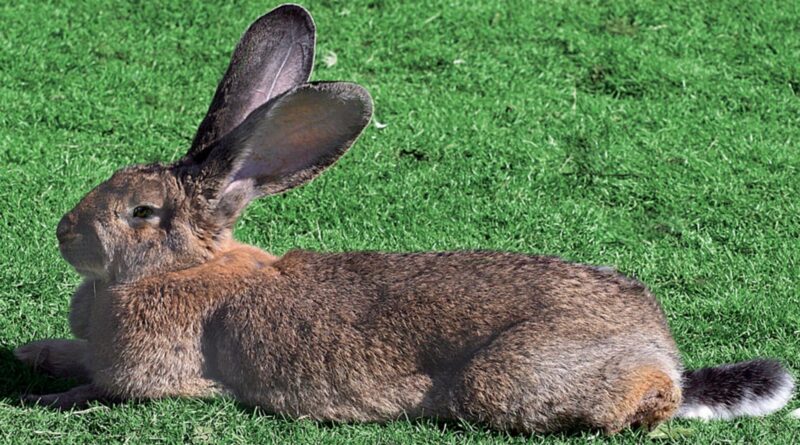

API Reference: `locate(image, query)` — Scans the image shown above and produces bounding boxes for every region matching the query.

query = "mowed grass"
[2,0,800,443]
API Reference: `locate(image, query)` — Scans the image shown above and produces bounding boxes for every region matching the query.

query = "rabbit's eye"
[132,206,154,219]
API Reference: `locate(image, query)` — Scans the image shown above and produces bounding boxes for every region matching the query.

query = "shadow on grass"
[233,404,610,441]
[0,345,637,440]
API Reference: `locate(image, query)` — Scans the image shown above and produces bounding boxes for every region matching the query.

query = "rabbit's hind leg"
[596,365,681,434]
[449,325,681,434]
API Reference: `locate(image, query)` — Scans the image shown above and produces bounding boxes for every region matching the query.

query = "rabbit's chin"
[60,245,108,280]
[66,260,108,280]
[72,265,108,280]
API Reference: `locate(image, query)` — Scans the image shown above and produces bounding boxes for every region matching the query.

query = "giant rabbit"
[16,4,793,434]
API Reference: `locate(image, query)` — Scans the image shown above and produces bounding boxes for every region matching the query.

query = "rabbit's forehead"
[102,170,171,206]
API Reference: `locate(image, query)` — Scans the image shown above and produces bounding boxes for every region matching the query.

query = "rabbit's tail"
[676,359,794,420]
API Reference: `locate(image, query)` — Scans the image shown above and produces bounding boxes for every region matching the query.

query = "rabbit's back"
[207,250,680,422]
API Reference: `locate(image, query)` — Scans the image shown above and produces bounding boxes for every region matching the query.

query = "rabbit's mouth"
[66,261,107,279]
[59,237,107,279]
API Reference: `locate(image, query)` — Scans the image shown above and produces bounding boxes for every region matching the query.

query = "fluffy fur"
[677,360,794,420]
[15,3,793,435]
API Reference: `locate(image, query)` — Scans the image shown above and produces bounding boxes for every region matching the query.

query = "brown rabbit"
[15,4,793,434]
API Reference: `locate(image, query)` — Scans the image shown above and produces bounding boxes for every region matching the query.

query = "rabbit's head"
[56,5,372,283]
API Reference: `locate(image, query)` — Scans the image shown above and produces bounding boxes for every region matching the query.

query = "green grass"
[2,0,800,443]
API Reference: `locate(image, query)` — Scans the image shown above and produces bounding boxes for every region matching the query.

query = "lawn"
[1,0,799,443]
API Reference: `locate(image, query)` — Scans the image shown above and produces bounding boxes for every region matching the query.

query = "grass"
[1,0,799,443]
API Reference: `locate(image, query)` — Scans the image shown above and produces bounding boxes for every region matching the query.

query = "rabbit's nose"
[57,213,77,244]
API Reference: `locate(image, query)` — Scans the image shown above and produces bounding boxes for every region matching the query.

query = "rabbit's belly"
[297,375,437,421]
[204,317,438,420]
[225,366,439,421]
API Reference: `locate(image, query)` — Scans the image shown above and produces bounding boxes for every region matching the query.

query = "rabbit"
[14,4,794,434]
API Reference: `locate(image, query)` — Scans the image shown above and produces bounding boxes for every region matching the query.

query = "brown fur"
[20,245,686,432]
[13,3,745,435]
[602,367,681,433]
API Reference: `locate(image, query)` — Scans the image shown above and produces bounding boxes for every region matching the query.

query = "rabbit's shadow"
[0,346,78,402]
[0,345,620,440]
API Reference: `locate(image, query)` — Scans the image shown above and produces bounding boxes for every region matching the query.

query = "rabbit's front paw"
[22,384,102,410]
[15,339,91,381]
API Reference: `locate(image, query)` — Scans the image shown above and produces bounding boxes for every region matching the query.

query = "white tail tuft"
[677,359,794,421]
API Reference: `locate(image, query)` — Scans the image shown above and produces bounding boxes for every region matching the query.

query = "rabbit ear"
[188,4,315,156]
[189,82,372,225]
